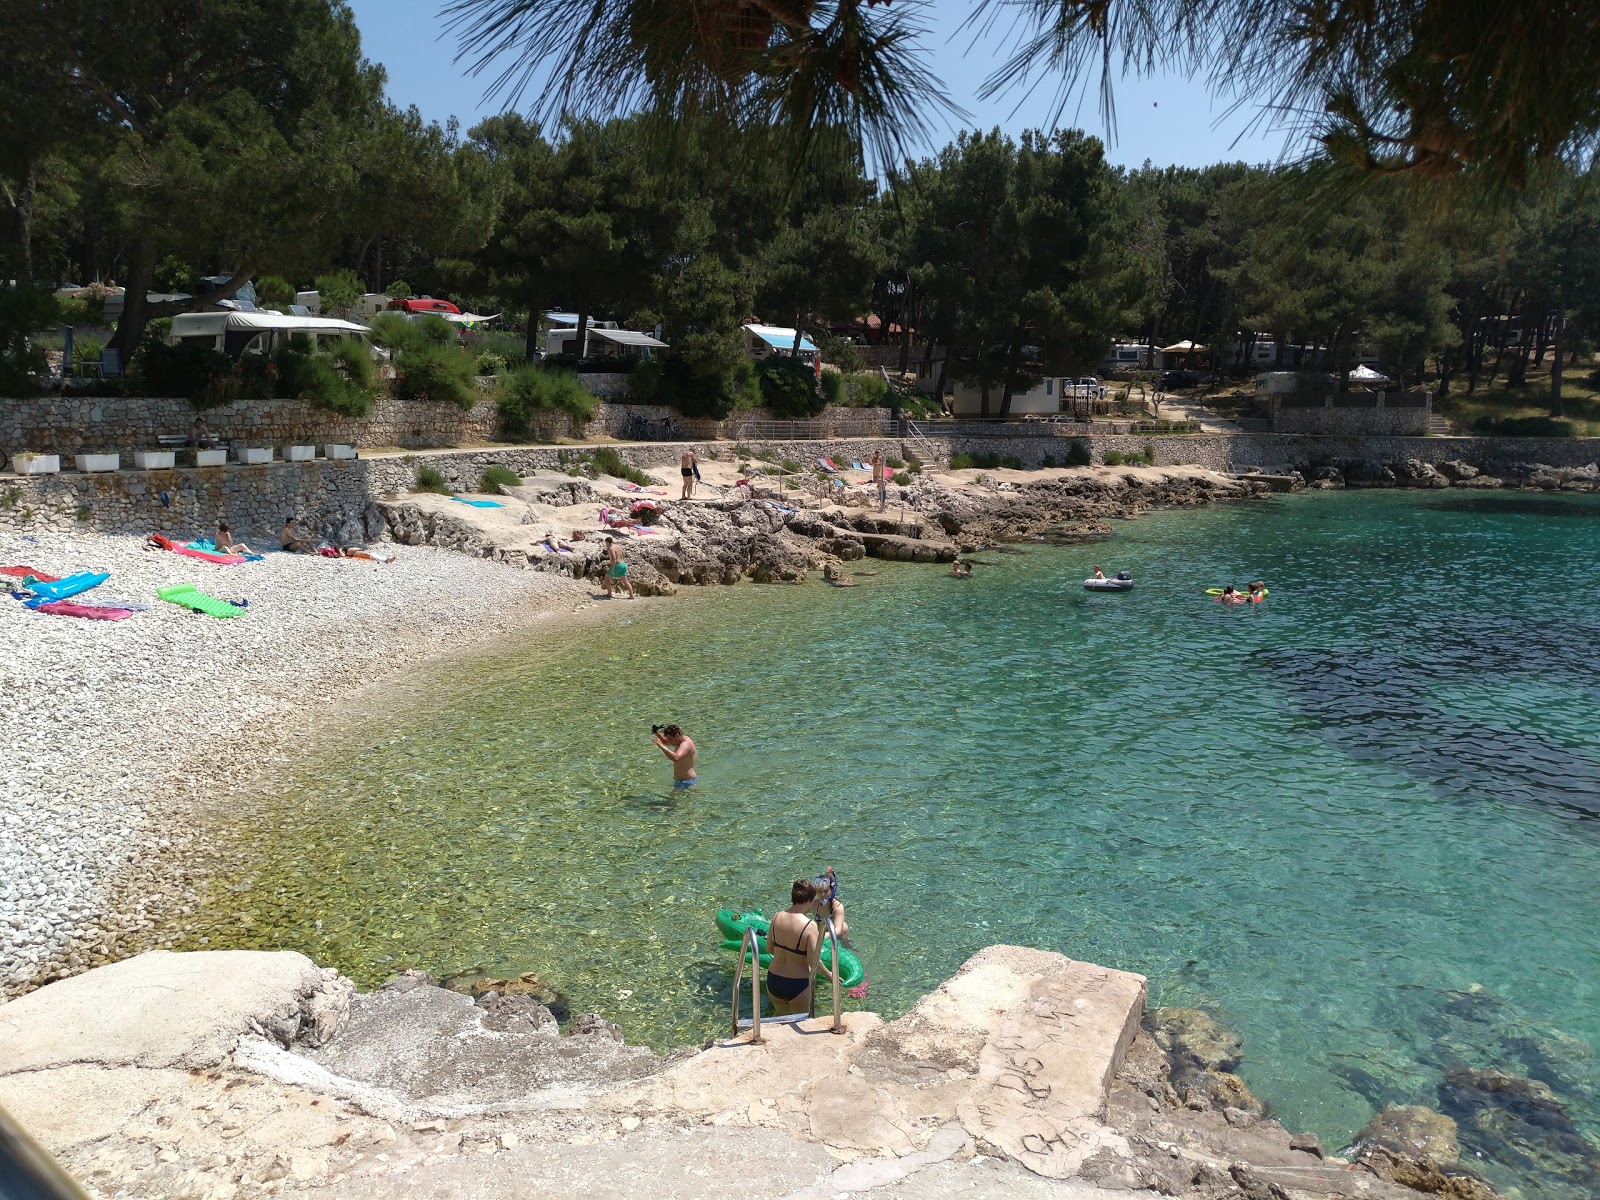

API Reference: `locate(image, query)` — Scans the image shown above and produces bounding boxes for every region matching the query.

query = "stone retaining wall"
[2,386,893,455]
[6,433,1597,544]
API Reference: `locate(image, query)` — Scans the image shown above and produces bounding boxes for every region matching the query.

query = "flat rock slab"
[0,949,323,1073]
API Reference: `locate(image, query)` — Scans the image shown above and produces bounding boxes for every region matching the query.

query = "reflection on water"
[178,490,1600,1199]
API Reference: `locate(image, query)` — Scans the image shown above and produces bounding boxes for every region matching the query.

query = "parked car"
[1158,369,1203,389]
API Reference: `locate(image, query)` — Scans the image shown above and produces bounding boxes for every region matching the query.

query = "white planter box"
[74,453,120,473]
[12,454,61,475]
[195,449,227,467]
[325,444,357,460]
[236,447,273,465]
[132,450,175,470]
[284,445,316,462]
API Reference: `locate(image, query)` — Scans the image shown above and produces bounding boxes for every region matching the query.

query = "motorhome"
[1098,343,1161,374]
[168,311,371,359]
[546,326,667,358]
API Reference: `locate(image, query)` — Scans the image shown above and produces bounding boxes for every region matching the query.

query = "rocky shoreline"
[0,944,1520,1200]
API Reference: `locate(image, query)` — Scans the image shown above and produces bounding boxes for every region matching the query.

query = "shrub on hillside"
[414,464,451,494]
[588,447,651,486]
[846,373,889,408]
[135,338,232,404]
[633,354,760,420]
[757,357,825,418]
[1472,415,1574,437]
[496,364,596,438]
[480,465,522,494]
[1065,440,1092,466]
[396,344,477,410]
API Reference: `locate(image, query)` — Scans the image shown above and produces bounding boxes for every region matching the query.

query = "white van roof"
[172,312,366,335]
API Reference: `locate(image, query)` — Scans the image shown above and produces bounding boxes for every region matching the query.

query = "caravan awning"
[223,312,368,335]
[745,323,819,354]
[591,328,667,348]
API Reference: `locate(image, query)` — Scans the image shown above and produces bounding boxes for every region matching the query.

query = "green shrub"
[845,373,890,408]
[892,471,911,485]
[949,453,974,470]
[780,458,803,473]
[1041,455,1058,468]
[397,344,477,410]
[134,338,232,402]
[589,447,651,486]
[886,456,905,469]
[1472,415,1574,437]
[1002,455,1022,470]
[816,333,866,373]
[416,313,457,345]
[819,369,845,406]
[480,465,522,494]
[476,351,507,377]
[633,355,758,420]
[315,268,363,317]
[368,312,425,354]
[414,464,451,494]
[950,452,1017,470]
[756,357,825,418]
[255,275,295,309]
[306,338,376,416]
[1065,440,1092,466]
[496,364,597,437]
[1104,451,1124,466]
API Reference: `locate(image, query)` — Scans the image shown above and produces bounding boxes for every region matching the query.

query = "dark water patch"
[1432,496,1600,519]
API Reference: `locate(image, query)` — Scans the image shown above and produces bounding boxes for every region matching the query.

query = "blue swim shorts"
[673,777,698,790]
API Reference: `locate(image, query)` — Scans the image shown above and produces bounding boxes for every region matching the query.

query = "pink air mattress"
[172,546,247,564]
[37,601,135,620]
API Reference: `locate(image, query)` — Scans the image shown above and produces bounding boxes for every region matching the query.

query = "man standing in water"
[680,448,698,500]
[653,724,697,788]
[603,536,635,599]
[871,450,887,512]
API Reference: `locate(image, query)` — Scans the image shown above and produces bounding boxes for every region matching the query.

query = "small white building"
[743,324,820,364]
[949,376,1106,417]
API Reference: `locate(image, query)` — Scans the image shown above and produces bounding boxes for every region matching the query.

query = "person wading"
[765,878,837,1015]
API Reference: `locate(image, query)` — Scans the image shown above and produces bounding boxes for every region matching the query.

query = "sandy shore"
[0,527,595,996]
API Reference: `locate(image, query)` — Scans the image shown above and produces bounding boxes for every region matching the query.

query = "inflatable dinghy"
[715,908,864,988]
[1084,571,1134,592]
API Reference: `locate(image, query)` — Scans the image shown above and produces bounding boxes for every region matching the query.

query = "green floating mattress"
[157,583,245,618]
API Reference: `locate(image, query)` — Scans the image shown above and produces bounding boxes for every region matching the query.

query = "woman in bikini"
[765,878,837,1016]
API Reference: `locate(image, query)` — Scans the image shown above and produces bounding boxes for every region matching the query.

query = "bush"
[757,357,825,418]
[414,464,451,494]
[476,351,508,377]
[396,344,477,410]
[588,446,651,486]
[948,452,1019,471]
[496,364,597,438]
[780,459,803,473]
[635,354,760,420]
[255,275,295,310]
[1471,415,1574,437]
[310,337,377,416]
[816,333,866,373]
[480,465,522,494]
[845,372,890,408]
[886,456,905,469]
[368,312,425,354]
[892,471,911,485]
[315,268,363,317]
[1104,450,1124,466]
[819,369,845,406]
[1065,440,1092,466]
[135,338,234,403]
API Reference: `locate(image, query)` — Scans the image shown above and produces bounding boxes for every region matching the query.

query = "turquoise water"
[189,490,1600,1193]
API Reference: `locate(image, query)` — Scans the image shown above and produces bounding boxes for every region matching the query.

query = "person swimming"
[1215,584,1248,605]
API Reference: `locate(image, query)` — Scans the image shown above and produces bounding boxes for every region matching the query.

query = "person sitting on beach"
[215,522,252,555]
[190,417,217,449]
[279,516,314,554]
[653,723,697,789]
[604,536,635,599]
[765,878,837,1016]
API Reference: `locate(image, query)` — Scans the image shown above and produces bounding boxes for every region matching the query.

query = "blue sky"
[347,0,1289,169]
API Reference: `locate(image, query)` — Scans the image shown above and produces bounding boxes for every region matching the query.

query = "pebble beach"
[0,529,588,996]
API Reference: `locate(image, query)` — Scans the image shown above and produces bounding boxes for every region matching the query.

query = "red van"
[386,297,461,315]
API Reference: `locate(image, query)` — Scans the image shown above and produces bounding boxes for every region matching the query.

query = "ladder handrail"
[819,917,844,1034]
[729,926,764,1043]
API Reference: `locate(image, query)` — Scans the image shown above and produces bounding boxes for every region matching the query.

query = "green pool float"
[714,908,864,989]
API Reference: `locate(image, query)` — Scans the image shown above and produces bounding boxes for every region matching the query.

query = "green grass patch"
[948,452,1022,470]
[1432,364,1600,437]
[414,465,451,494]
[1065,441,1092,466]
[479,465,522,494]
[588,447,651,486]
[780,459,803,473]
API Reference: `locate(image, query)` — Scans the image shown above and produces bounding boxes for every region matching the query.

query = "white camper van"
[168,311,372,359]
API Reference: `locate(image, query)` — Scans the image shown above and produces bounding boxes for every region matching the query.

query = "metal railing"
[0,1103,90,1200]
[729,919,846,1040]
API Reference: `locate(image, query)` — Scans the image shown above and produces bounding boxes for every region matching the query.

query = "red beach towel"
[37,601,135,621]
[1,565,61,581]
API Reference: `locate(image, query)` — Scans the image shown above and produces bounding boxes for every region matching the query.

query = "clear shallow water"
[184,490,1600,1192]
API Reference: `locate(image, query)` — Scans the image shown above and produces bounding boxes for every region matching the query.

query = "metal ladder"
[729,920,846,1042]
